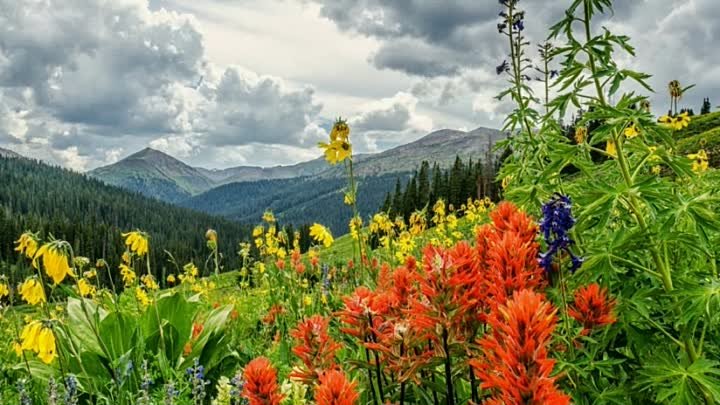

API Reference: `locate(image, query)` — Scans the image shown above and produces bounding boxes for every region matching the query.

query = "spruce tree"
[701,98,712,115]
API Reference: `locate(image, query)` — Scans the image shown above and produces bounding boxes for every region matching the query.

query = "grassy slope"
[676,111,720,167]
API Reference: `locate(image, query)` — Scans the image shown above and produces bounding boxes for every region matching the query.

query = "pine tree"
[701,98,712,115]
[417,161,431,209]
[391,178,403,215]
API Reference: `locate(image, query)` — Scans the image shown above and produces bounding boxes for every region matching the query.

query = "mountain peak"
[128,147,173,160]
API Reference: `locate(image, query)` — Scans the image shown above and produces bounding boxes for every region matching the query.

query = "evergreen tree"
[417,161,431,209]
[701,98,712,115]
[391,178,403,215]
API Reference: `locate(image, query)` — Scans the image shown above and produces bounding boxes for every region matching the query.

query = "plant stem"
[442,327,455,405]
[583,0,606,106]
[507,3,534,138]
[364,346,379,405]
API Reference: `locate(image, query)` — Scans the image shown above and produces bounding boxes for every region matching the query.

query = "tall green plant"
[499,0,720,404]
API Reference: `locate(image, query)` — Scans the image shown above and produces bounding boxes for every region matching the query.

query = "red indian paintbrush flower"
[471,289,570,405]
[569,283,617,334]
[243,357,283,405]
[490,201,538,245]
[315,370,359,405]
[483,230,544,306]
[290,315,342,384]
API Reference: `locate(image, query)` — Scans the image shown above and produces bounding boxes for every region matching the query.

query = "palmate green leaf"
[674,280,720,326]
[639,353,720,405]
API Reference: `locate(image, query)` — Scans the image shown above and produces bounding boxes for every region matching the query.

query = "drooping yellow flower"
[119,263,136,287]
[252,226,264,238]
[167,274,177,284]
[310,223,334,248]
[34,244,73,285]
[77,278,96,298]
[396,231,415,254]
[19,278,46,305]
[19,320,57,364]
[343,192,355,205]
[121,251,131,264]
[180,263,199,284]
[446,214,458,230]
[0,282,9,299]
[122,231,149,257]
[83,269,97,279]
[205,229,217,243]
[14,232,39,259]
[624,124,639,139]
[606,140,617,158]
[409,211,426,236]
[135,287,151,309]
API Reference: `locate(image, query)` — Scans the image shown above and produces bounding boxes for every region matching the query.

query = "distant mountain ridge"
[89,126,505,203]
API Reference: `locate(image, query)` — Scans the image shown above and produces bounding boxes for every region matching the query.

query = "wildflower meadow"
[2,1,720,404]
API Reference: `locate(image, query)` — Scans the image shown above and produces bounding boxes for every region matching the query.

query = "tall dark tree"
[417,161,431,209]
[701,98,712,115]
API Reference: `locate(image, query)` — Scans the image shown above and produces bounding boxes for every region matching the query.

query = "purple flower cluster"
[539,194,583,274]
[186,358,209,405]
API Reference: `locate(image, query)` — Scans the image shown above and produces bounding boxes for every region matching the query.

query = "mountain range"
[86,126,505,232]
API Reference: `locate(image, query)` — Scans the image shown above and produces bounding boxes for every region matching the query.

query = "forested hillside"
[182,172,409,234]
[0,157,253,284]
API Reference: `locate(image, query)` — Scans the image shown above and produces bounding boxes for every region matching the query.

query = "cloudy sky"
[0,0,717,170]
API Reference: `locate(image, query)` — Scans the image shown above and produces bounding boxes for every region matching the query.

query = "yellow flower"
[19,321,57,364]
[119,264,136,287]
[0,282,9,299]
[624,124,639,139]
[205,229,217,243]
[688,149,709,173]
[409,211,426,236]
[501,175,512,190]
[606,140,617,158]
[14,232,39,259]
[303,295,313,306]
[135,287,152,308]
[34,243,73,285]
[77,278,96,298]
[310,223,334,248]
[277,248,287,260]
[344,192,355,205]
[262,210,276,223]
[167,274,176,284]
[19,278,45,305]
[319,139,352,165]
[141,274,159,291]
[329,118,350,142]
[252,226,264,238]
[83,269,97,279]
[659,113,691,130]
[122,231,149,257]
[574,126,587,143]
[397,231,415,254]
[256,262,266,274]
[122,251,132,264]
[651,165,662,175]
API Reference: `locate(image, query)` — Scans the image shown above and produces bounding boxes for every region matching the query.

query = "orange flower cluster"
[569,283,617,335]
[471,290,570,405]
[289,315,343,384]
[335,202,563,403]
[243,357,283,405]
[315,370,360,405]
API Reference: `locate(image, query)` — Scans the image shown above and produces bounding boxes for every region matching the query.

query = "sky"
[0,0,718,171]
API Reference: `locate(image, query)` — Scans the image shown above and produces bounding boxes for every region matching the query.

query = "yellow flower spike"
[309,223,334,248]
[167,274,176,284]
[19,278,46,305]
[606,140,617,158]
[122,231,149,257]
[624,124,640,139]
[77,278,96,298]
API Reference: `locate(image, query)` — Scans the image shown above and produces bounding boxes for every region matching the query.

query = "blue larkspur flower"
[539,194,583,274]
